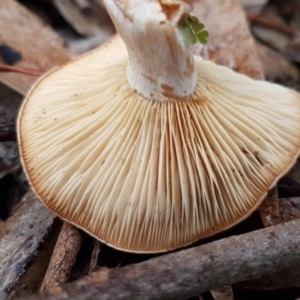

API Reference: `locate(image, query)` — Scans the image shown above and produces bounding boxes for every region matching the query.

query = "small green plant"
[178,13,209,46]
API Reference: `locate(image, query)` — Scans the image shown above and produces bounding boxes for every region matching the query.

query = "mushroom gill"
[18,36,300,253]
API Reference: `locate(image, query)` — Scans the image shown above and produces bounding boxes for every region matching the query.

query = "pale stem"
[103,0,198,102]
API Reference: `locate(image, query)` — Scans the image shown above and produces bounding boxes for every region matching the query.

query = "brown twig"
[88,241,101,274]
[0,118,16,142]
[245,11,296,37]
[0,64,44,76]
[20,218,300,300]
[40,223,83,292]
[258,187,282,227]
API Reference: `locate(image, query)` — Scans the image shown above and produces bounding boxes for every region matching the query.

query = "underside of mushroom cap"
[18,36,300,253]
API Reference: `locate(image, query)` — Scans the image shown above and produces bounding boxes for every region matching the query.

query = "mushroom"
[18,0,300,253]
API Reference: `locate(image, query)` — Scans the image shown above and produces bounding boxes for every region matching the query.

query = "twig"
[245,12,296,37]
[0,118,16,142]
[88,241,101,274]
[258,188,282,227]
[0,64,44,76]
[40,223,82,292]
[20,218,300,300]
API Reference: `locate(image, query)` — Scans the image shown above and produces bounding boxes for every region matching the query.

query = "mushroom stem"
[103,0,198,102]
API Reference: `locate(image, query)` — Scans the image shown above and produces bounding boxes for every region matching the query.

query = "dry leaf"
[0,0,71,95]
[193,0,263,79]
[251,5,291,52]
[255,40,300,84]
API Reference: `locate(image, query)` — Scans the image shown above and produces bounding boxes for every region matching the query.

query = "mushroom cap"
[18,35,300,253]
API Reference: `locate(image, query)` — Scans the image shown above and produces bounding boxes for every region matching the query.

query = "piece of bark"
[235,265,300,292]
[9,219,63,299]
[193,0,263,79]
[0,190,55,299]
[40,223,82,292]
[0,0,71,95]
[19,218,300,300]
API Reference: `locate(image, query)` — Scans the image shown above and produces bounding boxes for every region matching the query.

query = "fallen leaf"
[0,0,71,95]
[251,5,291,52]
[254,40,300,86]
[193,0,263,79]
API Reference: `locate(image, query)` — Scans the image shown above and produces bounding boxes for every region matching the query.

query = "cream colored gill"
[19,36,300,253]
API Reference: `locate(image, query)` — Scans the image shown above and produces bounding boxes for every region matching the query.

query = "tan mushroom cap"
[18,35,300,253]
